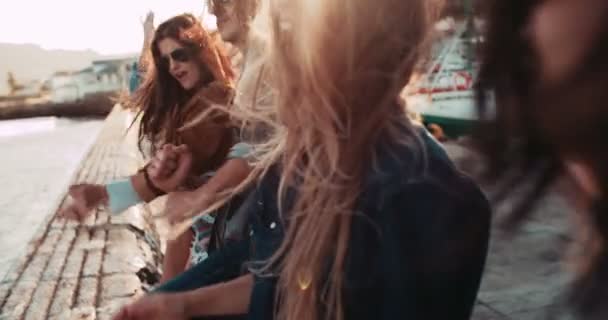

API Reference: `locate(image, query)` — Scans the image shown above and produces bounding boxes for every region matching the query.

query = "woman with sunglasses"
[60,13,241,283]
[104,0,271,301]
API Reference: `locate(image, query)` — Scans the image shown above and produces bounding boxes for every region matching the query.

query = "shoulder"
[388,177,490,231]
[362,128,491,263]
[383,136,490,234]
[198,81,235,105]
[365,126,488,213]
[381,171,491,273]
[178,82,236,131]
[183,81,235,116]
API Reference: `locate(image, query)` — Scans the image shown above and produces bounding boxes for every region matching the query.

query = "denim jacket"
[246,131,491,320]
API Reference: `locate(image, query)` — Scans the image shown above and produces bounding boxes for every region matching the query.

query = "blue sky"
[0,0,216,55]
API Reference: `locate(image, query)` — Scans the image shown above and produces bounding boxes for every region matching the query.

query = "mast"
[462,0,475,71]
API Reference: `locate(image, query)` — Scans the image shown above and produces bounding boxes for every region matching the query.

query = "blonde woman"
[113,0,491,319]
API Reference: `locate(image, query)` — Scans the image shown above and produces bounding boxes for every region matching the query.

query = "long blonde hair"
[261,1,431,319]
[179,0,431,319]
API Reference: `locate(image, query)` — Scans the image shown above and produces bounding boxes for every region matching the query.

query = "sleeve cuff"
[227,142,254,160]
[105,179,143,214]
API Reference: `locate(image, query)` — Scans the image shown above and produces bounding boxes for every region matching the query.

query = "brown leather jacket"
[171,81,235,176]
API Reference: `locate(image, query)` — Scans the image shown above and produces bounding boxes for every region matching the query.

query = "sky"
[0,0,216,55]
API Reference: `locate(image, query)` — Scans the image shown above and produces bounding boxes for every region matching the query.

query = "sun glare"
[0,0,216,55]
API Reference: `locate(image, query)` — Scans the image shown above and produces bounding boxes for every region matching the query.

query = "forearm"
[183,274,253,317]
[160,230,194,284]
[138,32,154,71]
[192,158,251,206]
[131,172,161,203]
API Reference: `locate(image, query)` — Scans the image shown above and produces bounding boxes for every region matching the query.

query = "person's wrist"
[97,184,110,205]
[130,173,159,203]
[164,293,185,318]
[140,165,165,195]
[193,190,213,211]
[181,290,205,318]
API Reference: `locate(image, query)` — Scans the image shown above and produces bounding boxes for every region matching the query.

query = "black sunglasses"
[160,48,191,67]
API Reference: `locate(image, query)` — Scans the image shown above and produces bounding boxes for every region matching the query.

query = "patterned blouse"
[189,142,253,265]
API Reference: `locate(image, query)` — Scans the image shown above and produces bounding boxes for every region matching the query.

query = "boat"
[405,22,484,138]
[405,0,490,139]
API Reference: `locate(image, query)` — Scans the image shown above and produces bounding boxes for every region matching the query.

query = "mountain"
[0,43,103,95]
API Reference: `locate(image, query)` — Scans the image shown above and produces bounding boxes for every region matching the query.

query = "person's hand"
[147,144,181,179]
[164,190,212,226]
[141,11,155,42]
[147,144,193,192]
[59,184,108,221]
[112,293,187,320]
[141,11,155,32]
